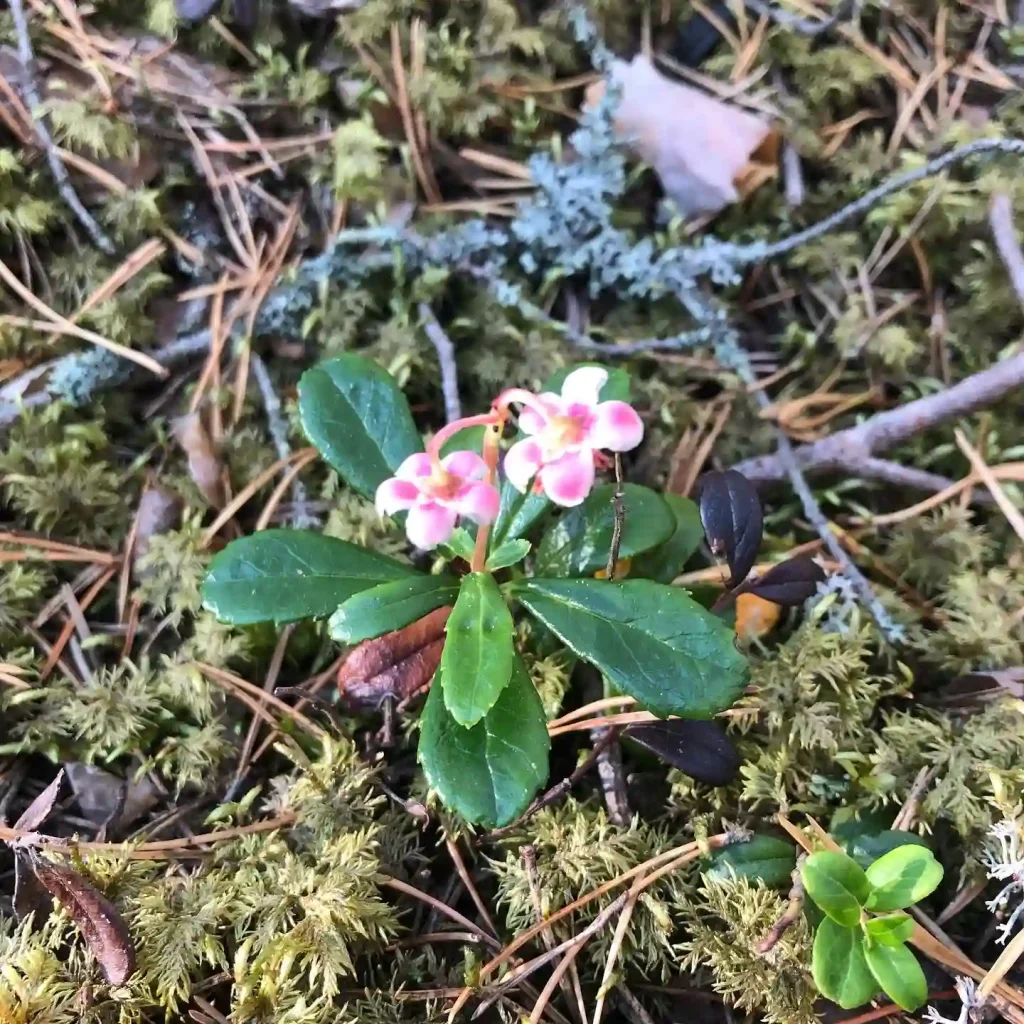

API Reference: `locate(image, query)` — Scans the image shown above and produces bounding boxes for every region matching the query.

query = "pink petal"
[588,401,644,452]
[540,450,595,507]
[452,481,500,524]
[560,366,608,408]
[405,501,458,550]
[518,393,561,436]
[395,453,432,481]
[375,477,420,516]
[503,438,544,492]
[442,449,487,481]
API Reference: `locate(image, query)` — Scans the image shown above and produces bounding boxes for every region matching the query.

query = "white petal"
[560,366,608,407]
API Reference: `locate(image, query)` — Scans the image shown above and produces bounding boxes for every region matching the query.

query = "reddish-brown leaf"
[172,412,224,508]
[337,606,451,711]
[14,769,64,832]
[33,862,136,985]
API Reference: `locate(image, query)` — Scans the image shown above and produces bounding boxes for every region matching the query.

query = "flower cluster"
[374,367,644,550]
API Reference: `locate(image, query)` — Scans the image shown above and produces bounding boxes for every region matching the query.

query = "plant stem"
[470,421,503,572]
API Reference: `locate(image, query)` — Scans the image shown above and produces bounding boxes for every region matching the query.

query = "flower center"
[424,466,461,501]
[546,414,586,447]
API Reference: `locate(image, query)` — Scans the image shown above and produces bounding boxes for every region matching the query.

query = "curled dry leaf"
[743,556,826,606]
[172,412,224,508]
[14,769,65,832]
[33,861,136,985]
[65,762,161,832]
[13,850,52,923]
[584,55,779,217]
[132,486,181,579]
[624,719,740,786]
[337,605,452,712]
[698,469,764,587]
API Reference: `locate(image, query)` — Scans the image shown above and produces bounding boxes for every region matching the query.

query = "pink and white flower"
[375,451,500,550]
[501,367,644,507]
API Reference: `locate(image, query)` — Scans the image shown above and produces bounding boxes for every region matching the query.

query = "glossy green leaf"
[329,575,459,643]
[511,578,748,718]
[298,354,422,498]
[845,830,929,870]
[440,528,476,562]
[202,530,416,625]
[813,918,878,1010]
[419,656,550,827]
[801,851,871,928]
[631,494,704,583]
[863,938,928,1011]
[865,846,943,912]
[440,424,486,459]
[534,484,676,577]
[704,835,796,887]
[486,539,531,571]
[440,572,515,727]
[863,913,914,947]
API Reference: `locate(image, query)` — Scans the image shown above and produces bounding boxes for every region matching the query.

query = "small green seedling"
[801,844,944,1012]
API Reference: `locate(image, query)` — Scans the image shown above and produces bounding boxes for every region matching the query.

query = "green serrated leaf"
[486,539,531,571]
[802,851,871,928]
[441,572,516,727]
[419,656,549,827]
[441,528,476,562]
[534,484,676,577]
[511,578,748,718]
[813,918,878,1009]
[631,494,704,583]
[298,354,422,498]
[863,938,928,1011]
[201,530,416,625]
[863,913,914,947]
[704,835,796,887]
[329,575,459,643]
[865,846,944,912]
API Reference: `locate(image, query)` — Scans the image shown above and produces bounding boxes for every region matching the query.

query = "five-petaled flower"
[501,366,644,507]
[375,451,500,550]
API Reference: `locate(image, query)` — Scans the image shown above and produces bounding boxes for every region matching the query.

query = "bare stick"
[743,0,855,36]
[991,192,1024,306]
[250,353,314,528]
[756,860,806,954]
[420,302,462,423]
[9,0,115,255]
[733,347,1024,486]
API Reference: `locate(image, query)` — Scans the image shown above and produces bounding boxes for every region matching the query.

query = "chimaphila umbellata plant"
[201,354,750,827]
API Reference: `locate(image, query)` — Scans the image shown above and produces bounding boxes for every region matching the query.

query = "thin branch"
[419,302,462,423]
[991,192,1024,306]
[250,352,314,528]
[756,860,806,954]
[743,0,855,36]
[9,0,115,255]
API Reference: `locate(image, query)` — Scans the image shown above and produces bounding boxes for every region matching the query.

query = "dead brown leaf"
[172,412,224,508]
[584,55,778,217]
[13,770,65,832]
[33,861,136,985]
[337,606,451,712]
[132,486,181,578]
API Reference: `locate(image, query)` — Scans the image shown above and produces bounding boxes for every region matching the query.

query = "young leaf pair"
[802,845,944,1011]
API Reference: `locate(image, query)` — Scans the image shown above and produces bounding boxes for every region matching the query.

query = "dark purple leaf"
[13,851,53,923]
[698,470,763,587]
[176,0,221,22]
[743,556,826,606]
[14,769,64,832]
[34,861,136,985]
[624,719,740,786]
[233,0,259,30]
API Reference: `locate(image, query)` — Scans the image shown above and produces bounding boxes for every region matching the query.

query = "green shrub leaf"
[812,918,877,1009]
[440,572,515,727]
[865,846,943,912]
[632,494,704,583]
[863,912,914,947]
[801,851,871,927]
[298,354,422,498]
[202,530,416,625]
[511,578,748,718]
[534,484,676,577]
[329,575,459,643]
[419,656,549,827]
[863,939,928,1011]
[704,835,796,887]
[486,539,531,571]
